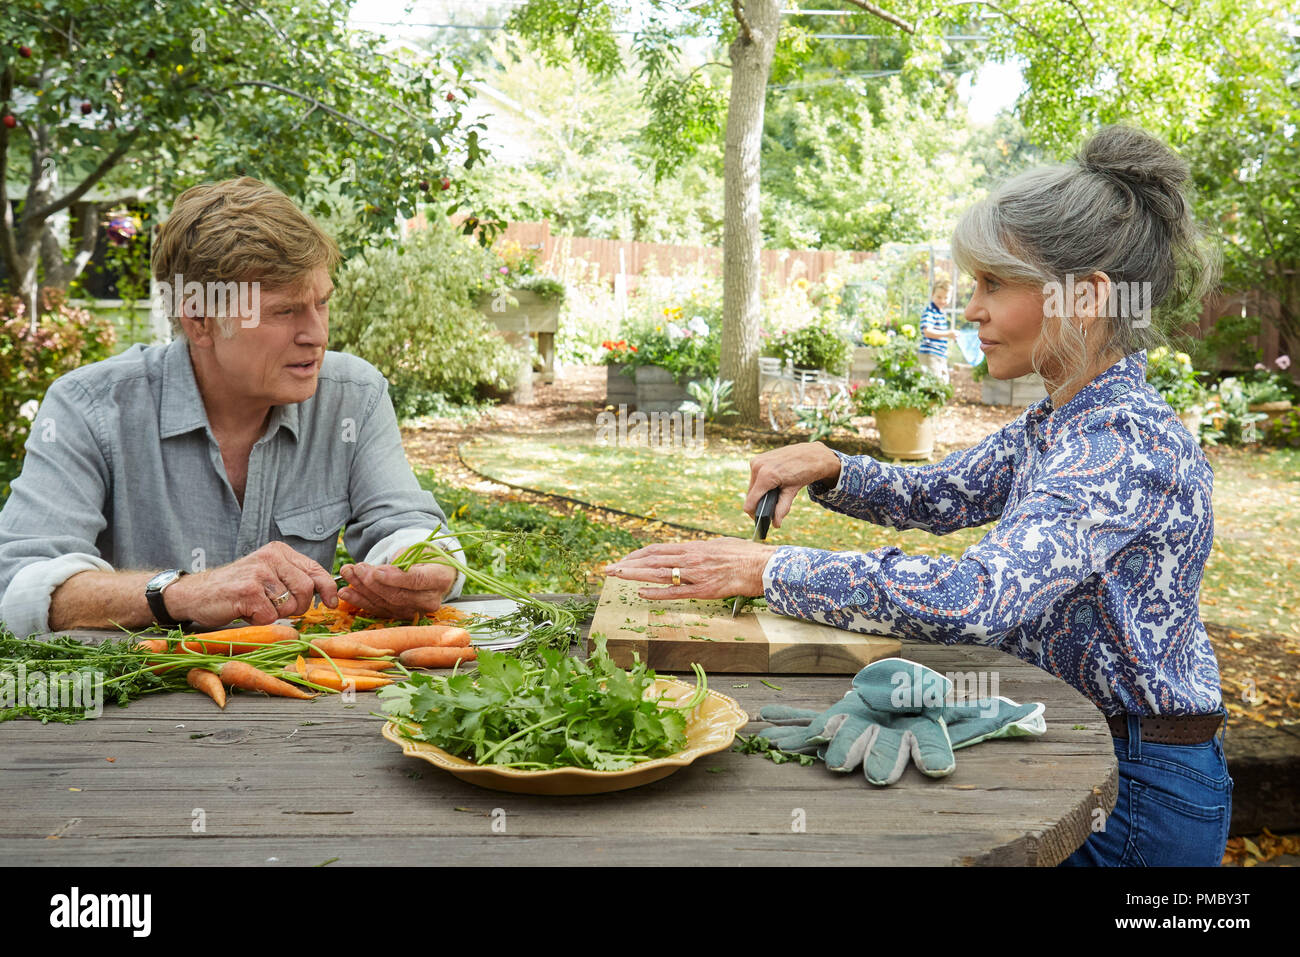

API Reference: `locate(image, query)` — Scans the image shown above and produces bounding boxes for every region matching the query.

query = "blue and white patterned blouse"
[762,350,1223,717]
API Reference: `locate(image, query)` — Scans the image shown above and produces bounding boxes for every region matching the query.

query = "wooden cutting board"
[588,576,901,674]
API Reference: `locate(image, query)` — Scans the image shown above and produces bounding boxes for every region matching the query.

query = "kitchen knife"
[732,486,781,618]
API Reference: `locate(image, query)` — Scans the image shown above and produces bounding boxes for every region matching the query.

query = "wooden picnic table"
[0,597,1117,867]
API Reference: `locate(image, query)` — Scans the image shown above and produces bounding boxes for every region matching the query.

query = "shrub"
[0,289,117,495]
[613,311,721,383]
[1145,346,1211,414]
[328,217,522,415]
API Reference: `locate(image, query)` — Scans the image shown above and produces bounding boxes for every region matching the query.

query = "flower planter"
[980,371,1048,407]
[850,346,876,382]
[477,288,561,383]
[1248,400,1293,435]
[874,407,936,459]
[634,365,700,414]
[605,363,637,408]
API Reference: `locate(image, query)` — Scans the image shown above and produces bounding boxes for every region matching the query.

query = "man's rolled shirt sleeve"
[0,378,115,637]
[343,381,466,600]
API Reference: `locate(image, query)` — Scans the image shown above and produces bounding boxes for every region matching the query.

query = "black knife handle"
[755,487,781,540]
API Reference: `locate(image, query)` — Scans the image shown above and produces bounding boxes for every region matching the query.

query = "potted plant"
[852,330,953,459]
[475,240,567,383]
[762,317,851,377]
[1145,346,1212,442]
[600,339,639,407]
[609,314,721,413]
[1244,356,1294,435]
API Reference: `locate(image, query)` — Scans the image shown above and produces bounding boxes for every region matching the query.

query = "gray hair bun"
[1077,125,1191,230]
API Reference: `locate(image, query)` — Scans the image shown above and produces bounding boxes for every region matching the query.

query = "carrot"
[179,624,301,655]
[293,656,389,680]
[355,625,472,653]
[306,637,396,658]
[399,646,478,669]
[186,668,226,709]
[303,656,398,672]
[135,638,170,653]
[302,669,393,693]
[219,661,317,699]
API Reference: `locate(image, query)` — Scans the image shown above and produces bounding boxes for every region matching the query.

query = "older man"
[0,177,463,637]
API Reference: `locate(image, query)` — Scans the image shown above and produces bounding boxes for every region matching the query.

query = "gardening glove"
[940,696,1047,749]
[756,658,958,785]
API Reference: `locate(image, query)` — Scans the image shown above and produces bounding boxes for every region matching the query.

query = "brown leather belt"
[1106,712,1223,745]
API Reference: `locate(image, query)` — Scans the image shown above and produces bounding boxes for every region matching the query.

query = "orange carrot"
[186,668,226,709]
[293,656,389,680]
[219,661,317,699]
[179,624,301,655]
[303,656,397,672]
[302,669,393,692]
[306,637,396,658]
[357,625,472,653]
[135,638,170,653]
[399,646,478,669]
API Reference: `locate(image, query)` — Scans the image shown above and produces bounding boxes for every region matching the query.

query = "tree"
[0,0,489,319]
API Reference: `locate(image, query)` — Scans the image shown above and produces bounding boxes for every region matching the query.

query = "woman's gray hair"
[951,124,1221,401]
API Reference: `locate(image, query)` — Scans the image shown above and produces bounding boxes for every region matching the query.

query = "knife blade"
[732,486,781,617]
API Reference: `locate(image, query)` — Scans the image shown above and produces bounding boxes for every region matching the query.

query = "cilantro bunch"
[378,637,707,771]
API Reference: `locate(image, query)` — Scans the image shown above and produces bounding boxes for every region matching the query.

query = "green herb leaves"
[379,636,706,771]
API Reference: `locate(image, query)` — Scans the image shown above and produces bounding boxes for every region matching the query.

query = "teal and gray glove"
[758,659,958,785]
[756,658,1046,786]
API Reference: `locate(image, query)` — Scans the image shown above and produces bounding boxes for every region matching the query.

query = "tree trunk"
[720,0,780,427]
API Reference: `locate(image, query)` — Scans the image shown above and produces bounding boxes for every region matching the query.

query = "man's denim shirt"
[0,338,464,637]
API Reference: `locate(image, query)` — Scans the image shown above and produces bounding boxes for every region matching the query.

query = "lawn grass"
[459,432,1300,639]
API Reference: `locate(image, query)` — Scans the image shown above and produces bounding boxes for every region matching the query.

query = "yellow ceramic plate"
[381,678,750,795]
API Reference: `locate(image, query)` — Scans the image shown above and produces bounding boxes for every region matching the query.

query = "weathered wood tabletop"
[0,603,1118,867]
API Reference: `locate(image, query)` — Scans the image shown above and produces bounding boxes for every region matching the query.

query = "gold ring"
[671,567,681,586]
[271,589,292,607]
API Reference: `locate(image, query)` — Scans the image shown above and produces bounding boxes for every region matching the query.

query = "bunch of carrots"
[141,612,477,711]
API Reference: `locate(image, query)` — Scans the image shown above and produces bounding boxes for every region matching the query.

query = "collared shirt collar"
[1026,350,1148,440]
[158,336,300,442]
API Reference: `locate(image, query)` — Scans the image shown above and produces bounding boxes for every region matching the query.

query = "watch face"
[147,569,183,593]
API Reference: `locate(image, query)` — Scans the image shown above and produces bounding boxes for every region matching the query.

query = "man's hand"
[336,561,458,619]
[165,541,338,628]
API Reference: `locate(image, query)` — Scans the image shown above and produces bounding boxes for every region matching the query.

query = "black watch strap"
[146,569,189,630]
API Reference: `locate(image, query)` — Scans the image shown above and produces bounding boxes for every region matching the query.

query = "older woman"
[606,125,1230,867]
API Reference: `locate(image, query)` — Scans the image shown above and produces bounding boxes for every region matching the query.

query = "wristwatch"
[145,569,190,630]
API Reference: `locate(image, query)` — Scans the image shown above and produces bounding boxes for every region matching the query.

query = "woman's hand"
[336,561,458,619]
[604,538,778,601]
[744,441,842,528]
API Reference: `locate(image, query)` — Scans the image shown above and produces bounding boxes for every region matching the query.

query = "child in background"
[919,279,958,383]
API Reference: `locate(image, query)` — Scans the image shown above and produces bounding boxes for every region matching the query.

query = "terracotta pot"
[874,407,936,459]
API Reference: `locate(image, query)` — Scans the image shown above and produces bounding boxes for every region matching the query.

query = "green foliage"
[327,218,521,414]
[378,636,706,770]
[414,475,643,594]
[0,0,496,303]
[1207,377,1269,446]
[1145,346,1211,414]
[852,330,952,417]
[615,311,721,383]
[1194,314,1264,371]
[795,389,856,443]
[682,377,738,422]
[761,318,851,375]
[0,290,116,494]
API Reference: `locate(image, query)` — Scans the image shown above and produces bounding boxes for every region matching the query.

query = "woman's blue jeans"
[1060,709,1233,867]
